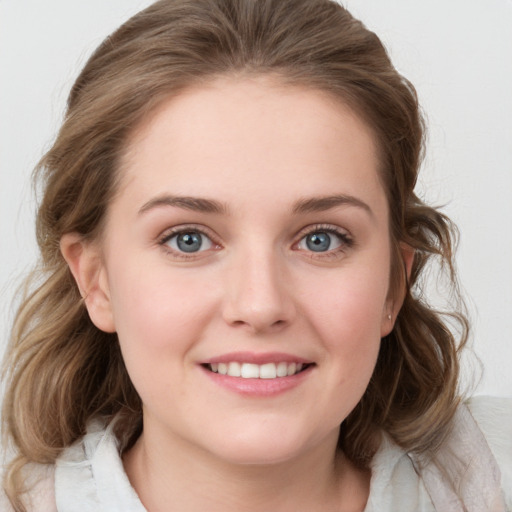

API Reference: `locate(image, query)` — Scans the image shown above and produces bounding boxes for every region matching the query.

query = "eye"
[297,229,349,253]
[164,230,214,253]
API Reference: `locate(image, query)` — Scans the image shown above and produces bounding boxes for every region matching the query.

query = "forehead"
[115,76,386,217]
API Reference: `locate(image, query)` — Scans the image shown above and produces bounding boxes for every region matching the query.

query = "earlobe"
[60,233,116,333]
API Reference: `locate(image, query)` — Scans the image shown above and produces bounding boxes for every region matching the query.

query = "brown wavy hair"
[2,0,468,509]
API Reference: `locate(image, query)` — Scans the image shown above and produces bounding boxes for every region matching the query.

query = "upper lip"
[200,351,313,365]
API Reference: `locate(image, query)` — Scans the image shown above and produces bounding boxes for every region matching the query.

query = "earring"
[387,314,392,321]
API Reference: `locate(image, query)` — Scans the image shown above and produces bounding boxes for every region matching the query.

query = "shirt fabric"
[2,396,511,511]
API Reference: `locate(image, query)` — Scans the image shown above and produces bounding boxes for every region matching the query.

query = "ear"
[60,233,116,333]
[381,243,415,337]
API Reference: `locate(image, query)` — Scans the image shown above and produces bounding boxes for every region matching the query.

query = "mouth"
[203,361,313,379]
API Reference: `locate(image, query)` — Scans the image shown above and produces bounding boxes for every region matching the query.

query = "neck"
[123,422,370,512]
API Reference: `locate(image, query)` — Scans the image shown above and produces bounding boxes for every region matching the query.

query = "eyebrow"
[292,194,374,218]
[138,193,373,218]
[138,195,228,215]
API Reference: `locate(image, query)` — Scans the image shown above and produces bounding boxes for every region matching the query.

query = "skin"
[62,76,409,511]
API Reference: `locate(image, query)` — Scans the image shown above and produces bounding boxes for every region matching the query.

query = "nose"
[222,248,295,334]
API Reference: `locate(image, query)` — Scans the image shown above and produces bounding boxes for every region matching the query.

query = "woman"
[2,0,510,510]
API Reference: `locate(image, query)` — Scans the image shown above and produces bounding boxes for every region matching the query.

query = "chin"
[214,443,305,466]
[204,422,337,466]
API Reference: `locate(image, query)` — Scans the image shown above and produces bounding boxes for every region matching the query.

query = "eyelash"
[295,224,354,259]
[158,224,221,260]
[157,223,354,260]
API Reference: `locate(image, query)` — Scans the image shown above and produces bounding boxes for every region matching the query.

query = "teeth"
[276,362,288,377]
[287,362,296,376]
[208,362,307,379]
[227,362,241,377]
[241,363,260,378]
[259,363,277,379]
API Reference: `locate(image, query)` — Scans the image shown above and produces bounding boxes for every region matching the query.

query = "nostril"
[222,275,296,332]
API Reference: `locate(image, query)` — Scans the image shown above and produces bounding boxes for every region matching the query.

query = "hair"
[2,0,469,509]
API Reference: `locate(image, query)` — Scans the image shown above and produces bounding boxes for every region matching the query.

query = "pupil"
[306,232,331,252]
[177,232,202,252]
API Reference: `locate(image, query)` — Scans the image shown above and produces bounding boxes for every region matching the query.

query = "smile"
[207,362,308,379]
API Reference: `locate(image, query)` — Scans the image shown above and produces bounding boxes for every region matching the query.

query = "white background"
[1,0,511,397]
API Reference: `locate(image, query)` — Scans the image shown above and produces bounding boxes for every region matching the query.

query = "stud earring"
[387,314,392,321]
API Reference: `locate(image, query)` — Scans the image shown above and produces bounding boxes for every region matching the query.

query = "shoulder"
[0,418,118,512]
[365,434,435,511]
[55,417,145,511]
[366,396,512,511]
[1,462,57,512]
[466,395,512,506]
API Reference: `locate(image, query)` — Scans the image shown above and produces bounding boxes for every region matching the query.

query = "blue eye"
[298,230,345,253]
[165,231,213,253]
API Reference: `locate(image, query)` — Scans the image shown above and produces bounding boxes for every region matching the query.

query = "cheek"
[106,265,217,404]
[309,271,388,338]
[303,268,388,379]
[107,262,216,353]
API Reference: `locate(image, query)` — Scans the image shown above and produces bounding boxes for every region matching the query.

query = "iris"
[177,232,203,252]
[306,232,331,252]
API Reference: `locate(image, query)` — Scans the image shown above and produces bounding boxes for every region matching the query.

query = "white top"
[2,396,511,511]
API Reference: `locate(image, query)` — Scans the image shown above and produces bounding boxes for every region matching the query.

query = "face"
[76,76,399,465]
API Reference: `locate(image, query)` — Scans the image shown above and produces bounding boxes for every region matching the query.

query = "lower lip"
[200,365,313,397]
